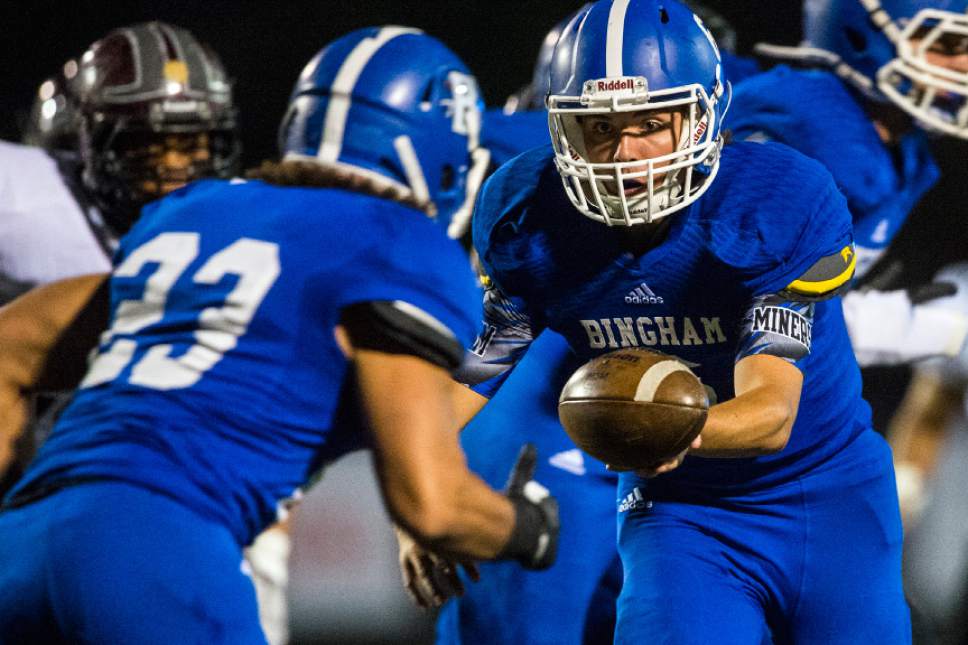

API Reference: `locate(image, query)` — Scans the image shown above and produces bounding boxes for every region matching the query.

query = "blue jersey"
[472,142,871,490]
[729,66,940,278]
[482,108,551,169]
[9,179,482,545]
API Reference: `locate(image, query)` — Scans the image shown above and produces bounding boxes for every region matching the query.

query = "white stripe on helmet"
[606,0,632,77]
[317,26,421,162]
[393,135,431,208]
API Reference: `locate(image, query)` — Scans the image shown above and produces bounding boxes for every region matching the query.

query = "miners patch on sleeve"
[783,245,855,300]
[737,295,815,363]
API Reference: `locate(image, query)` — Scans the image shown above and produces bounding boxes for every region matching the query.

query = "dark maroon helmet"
[73,21,241,233]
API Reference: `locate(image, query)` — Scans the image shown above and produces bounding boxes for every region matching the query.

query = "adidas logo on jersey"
[549,449,586,476]
[625,282,663,305]
[618,487,651,513]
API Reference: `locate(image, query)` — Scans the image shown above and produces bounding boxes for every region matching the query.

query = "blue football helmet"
[804,0,968,137]
[280,26,489,238]
[548,0,729,226]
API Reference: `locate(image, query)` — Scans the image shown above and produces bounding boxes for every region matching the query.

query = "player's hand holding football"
[395,524,480,609]
[632,434,702,478]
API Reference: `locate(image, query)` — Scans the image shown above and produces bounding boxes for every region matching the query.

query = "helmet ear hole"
[844,26,867,53]
[660,7,670,24]
[440,164,456,190]
[378,155,398,176]
[420,80,435,109]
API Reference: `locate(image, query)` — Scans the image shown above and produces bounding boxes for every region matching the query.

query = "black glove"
[908,281,957,305]
[856,259,957,305]
[496,443,559,570]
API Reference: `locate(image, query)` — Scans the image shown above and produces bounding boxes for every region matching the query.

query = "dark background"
[2,0,966,421]
[3,0,802,163]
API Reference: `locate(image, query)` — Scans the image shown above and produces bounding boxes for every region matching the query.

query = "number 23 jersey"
[10,179,482,545]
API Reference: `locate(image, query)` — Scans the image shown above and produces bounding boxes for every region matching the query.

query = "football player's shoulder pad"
[705,142,849,256]
[472,146,555,252]
[700,142,852,296]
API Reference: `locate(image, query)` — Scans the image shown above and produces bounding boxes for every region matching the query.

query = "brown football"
[558,348,709,471]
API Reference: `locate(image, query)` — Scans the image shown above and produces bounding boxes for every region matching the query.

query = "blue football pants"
[0,480,266,644]
[615,429,910,644]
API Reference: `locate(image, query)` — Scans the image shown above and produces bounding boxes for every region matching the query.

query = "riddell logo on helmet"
[692,118,708,144]
[582,76,648,100]
[597,78,635,92]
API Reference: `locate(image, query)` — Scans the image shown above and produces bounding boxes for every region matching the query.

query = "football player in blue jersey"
[410,8,616,645]
[3,23,298,645]
[403,4,764,645]
[402,0,909,642]
[729,0,968,366]
[0,27,559,644]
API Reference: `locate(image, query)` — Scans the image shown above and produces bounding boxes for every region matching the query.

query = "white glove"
[394,524,479,609]
[843,288,968,367]
[244,524,292,645]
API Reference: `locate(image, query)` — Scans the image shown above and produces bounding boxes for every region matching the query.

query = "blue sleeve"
[332,212,483,351]
[742,152,855,298]
[455,278,537,399]
[736,294,815,367]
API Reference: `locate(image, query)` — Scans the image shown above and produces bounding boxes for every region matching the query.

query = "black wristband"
[497,496,545,567]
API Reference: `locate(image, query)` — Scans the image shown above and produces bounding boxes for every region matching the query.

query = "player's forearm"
[691,384,795,457]
[374,422,515,558]
[0,274,109,392]
[387,469,516,560]
[0,386,29,477]
[453,380,488,431]
[356,350,515,559]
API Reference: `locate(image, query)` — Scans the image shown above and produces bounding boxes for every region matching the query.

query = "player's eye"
[916,30,968,56]
[589,120,613,136]
[940,34,968,56]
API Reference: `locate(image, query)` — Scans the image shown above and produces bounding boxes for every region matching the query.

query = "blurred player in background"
[0,26,559,644]
[0,22,240,304]
[402,4,762,644]
[728,8,968,640]
[729,0,968,366]
[404,0,908,642]
[0,22,240,469]
[888,262,968,644]
[0,20,311,644]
